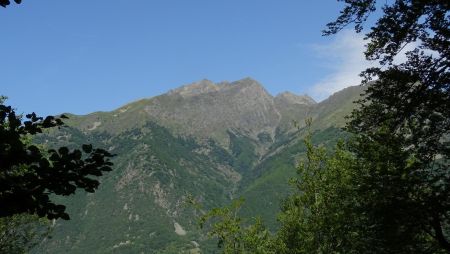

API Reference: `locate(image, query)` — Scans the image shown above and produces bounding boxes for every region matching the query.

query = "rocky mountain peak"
[230,77,263,89]
[76,78,361,148]
[143,77,280,144]
[167,77,272,101]
[227,78,272,98]
[167,79,220,97]
[275,91,316,105]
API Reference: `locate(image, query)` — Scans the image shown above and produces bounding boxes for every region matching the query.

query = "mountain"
[34,78,364,253]
[275,91,316,105]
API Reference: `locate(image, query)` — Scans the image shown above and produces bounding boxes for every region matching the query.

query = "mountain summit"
[167,79,220,97]
[275,91,316,105]
[167,77,270,98]
[144,78,281,144]
[68,78,362,147]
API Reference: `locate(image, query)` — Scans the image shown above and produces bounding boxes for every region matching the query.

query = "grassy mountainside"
[35,123,239,253]
[34,79,364,253]
[239,127,347,230]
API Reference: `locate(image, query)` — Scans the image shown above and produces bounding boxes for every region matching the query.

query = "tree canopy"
[0,0,21,8]
[0,213,50,254]
[0,97,114,220]
[325,0,450,252]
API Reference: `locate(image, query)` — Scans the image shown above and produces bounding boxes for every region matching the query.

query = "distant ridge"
[275,91,316,105]
[64,77,364,143]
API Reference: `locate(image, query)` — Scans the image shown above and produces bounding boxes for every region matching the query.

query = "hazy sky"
[1,1,377,116]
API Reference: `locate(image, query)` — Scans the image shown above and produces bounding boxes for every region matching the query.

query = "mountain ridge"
[34,78,365,253]
[65,78,362,145]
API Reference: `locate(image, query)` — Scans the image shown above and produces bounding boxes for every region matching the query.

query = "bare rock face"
[144,78,282,144]
[66,77,363,150]
[275,92,316,106]
[167,79,220,98]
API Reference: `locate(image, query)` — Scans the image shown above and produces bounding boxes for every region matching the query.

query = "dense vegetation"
[200,0,450,253]
[328,0,449,251]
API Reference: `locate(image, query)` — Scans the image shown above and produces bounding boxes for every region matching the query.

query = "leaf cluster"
[0,100,114,220]
[198,198,276,254]
[275,129,365,254]
[0,0,20,8]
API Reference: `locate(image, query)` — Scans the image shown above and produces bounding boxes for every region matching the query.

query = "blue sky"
[1,1,375,116]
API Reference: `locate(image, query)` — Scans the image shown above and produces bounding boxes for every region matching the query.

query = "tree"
[275,124,367,254]
[325,0,449,252]
[192,197,275,254]
[0,97,114,220]
[0,0,21,8]
[0,213,50,254]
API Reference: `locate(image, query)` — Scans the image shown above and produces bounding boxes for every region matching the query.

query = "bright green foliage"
[199,198,276,254]
[276,127,362,253]
[239,127,347,231]
[0,214,50,254]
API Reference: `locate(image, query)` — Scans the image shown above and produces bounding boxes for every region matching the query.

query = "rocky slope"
[34,78,364,253]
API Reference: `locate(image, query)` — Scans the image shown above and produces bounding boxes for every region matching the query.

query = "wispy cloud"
[307,29,429,101]
[308,29,374,101]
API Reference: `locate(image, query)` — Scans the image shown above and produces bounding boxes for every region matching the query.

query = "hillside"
[34,78,364,253]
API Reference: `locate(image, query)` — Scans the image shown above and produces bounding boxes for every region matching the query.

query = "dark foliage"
[326,0,449,252]
[0,0,21,8]
[0,101,114,220]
